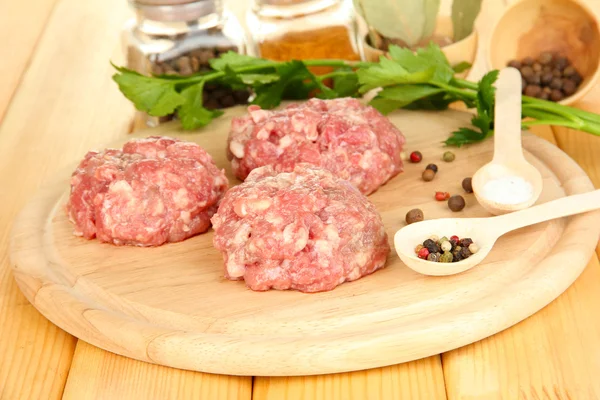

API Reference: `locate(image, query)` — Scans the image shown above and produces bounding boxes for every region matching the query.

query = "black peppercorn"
[526,72,541,85]
[524,85,542,98]
[539,52,553,65]
[406,208,424,224]
[423,239,441,254]
[541,72,553,85]
[508,60,521,69]
[448,195,466,212]
[425,163,438,173]
[462,177,473,193]
[459,246,472,260]
[522,56,535,66]
[562,79,577,96]
[520,66,534,79]
[550,78,563,90]
[550,89,564,102]
[459,238,473,248]
[554,56,569,71]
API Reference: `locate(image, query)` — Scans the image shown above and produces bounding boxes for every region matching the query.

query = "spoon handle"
[493,189,600,235]
[492,68,524,165]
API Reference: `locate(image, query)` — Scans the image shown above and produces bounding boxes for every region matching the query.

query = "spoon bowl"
[394,217,498,276]
[472,67,543,215]
[472,162,543,215]
[394,189,600,276]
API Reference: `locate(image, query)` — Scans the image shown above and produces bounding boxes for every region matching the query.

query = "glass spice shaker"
[246,0,363,70]
[123,0,250,127]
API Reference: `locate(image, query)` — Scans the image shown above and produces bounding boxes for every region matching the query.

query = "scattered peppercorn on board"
[9,107,600,377]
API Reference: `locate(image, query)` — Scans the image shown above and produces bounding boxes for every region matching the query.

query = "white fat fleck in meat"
[173,188,190,208]
[151,199,165,216]
[233,223,252,245]
[278,135,294,149]
[359,150,374,170]
[283,224,309,253]
[249,107,270,123]
[234,197,273,217]
[226,257,246,278]
[313,239,333,258]
[229,141,245,158]
[354,251,369,268]
[180,210,191,224]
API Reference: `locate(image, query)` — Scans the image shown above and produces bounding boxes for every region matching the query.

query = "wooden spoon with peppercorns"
[394,189,600,276]
[472,67,544,216]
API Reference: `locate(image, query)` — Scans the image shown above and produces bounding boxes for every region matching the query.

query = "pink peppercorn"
[418,247,430,259]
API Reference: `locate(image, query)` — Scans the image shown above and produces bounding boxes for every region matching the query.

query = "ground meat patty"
[227,97,406,195]
[211,164,390,292]
[66,136,228,246]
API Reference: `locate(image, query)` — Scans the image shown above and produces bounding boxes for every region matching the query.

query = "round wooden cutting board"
[9,108,600,376]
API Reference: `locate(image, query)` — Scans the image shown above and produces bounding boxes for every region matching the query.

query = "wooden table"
[2,0,600,399]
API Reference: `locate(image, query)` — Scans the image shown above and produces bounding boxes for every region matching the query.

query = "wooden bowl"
[488,0,600,105]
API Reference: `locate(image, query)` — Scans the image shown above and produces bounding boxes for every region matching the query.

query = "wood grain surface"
[10,107,600,376]
[0,0,59,123]
[2,0,600,398]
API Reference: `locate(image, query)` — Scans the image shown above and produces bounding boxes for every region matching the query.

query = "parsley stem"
[434,82,477,100]
[522,104,584,126]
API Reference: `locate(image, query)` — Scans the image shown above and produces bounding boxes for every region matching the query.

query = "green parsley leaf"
[452,61,472,73]
[209,51,272,71]
[332,70,360,97]
[369,98,406,115]
[253,61,315,109]
[445,127,489,147]
[178,83,223,130]
[358,56,436,93]
[112,65,184,116]
[388,43,454,83]
[376,84,444,107]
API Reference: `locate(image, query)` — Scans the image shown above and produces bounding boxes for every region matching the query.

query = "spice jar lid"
[252,0,339,17]
[131,0,220,22]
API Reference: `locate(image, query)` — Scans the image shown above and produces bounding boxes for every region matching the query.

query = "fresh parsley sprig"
[112,44,600,146]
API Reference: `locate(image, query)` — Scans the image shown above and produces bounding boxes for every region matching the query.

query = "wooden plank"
[62,342,252,400]
[442,256,600,399]
[0,0,133,398]
[253,357,446,400]
[0,0,59,124]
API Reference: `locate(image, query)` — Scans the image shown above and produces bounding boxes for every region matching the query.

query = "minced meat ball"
[67,136,228,246]
[211,164,390,292]
[227,98,406,195]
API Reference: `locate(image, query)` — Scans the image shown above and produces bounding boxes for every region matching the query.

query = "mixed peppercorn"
[508,52,582,102]
[415,235,480,263]
[403,148,475,224]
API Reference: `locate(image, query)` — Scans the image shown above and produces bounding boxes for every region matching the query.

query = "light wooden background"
[1,0,600,399]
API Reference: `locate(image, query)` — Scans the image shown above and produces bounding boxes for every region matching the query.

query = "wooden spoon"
[394,189,600,276]
[472,67,543,215]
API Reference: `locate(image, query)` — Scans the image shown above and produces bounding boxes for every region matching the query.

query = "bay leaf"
[353,0,426,47]
[422,0,441,40]
[451,0,482,41]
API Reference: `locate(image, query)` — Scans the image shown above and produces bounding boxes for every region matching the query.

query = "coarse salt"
[481,176,534,205]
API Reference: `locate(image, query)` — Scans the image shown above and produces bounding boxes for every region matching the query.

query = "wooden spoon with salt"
[471,67,543,215]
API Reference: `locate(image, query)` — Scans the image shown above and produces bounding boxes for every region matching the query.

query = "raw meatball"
[227,98,406,195]
[66,136,228,246]
[211,164,390,293]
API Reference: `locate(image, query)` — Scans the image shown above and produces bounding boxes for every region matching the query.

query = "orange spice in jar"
[247,0,363,74]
